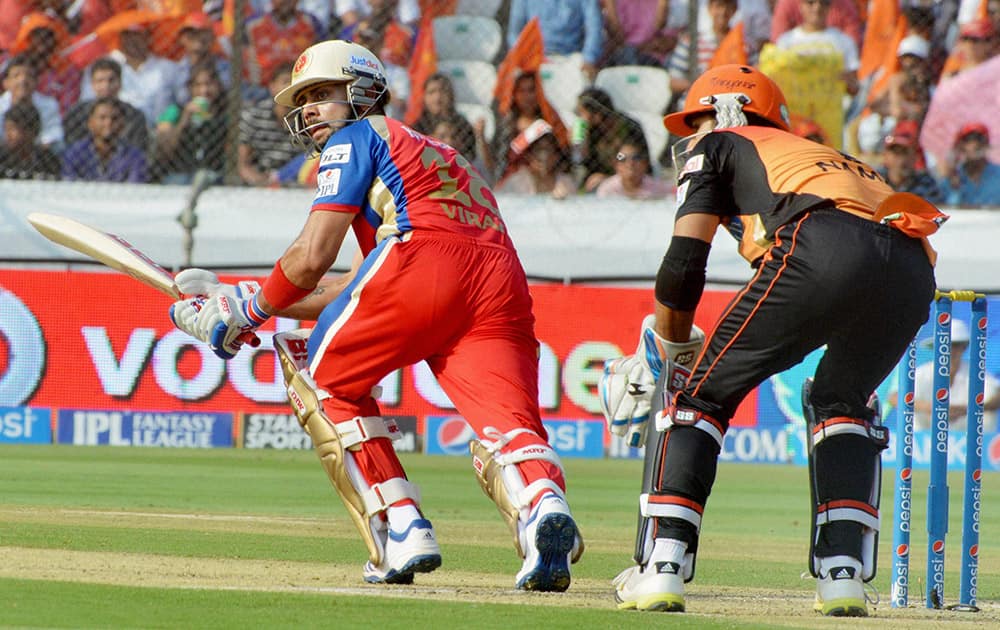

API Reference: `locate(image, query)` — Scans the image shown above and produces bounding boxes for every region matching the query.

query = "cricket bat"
[27,212,261,347]
[27,212,181,298]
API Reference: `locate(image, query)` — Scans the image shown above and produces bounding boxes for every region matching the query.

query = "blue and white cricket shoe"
[515,494,580,592]
[363,518,442,584]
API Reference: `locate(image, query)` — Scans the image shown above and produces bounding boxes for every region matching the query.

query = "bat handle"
[239,331,262,348]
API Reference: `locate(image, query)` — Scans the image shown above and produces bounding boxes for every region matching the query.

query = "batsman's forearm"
[271,274,356,321]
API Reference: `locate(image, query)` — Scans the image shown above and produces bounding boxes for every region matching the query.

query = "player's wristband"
[261,260,313,311]
[241,293,270,326]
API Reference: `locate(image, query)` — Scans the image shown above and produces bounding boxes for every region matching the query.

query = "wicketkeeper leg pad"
[470,427,583,562]
[803,381,889,582]
[274,330,418,566]
[634,389,726,581]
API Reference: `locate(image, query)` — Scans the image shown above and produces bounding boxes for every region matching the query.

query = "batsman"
[167,40,582,590]
[600,65,945,616]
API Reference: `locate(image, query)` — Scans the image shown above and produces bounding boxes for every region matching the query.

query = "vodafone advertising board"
[0,269,757,427]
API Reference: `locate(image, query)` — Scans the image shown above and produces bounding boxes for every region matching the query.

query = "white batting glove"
[169,294,267,360]
[175,268,260,301]
[198,295,269,360]
[169,296,208,341]
[599,354,655,447]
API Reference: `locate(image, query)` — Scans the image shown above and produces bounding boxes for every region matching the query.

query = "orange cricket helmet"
[663,64,791,136]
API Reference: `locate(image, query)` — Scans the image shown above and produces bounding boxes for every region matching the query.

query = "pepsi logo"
[936,388,949,402]
[435,416,477,455]
[977,316,987,332]
[976,392,986,405]
[973,469,982,483]
[932,540,945,554]
[903,392,915,405]
[970,544,979,558]
[896,544,909,557]
[937,312,951,326]
[900,467,912,481]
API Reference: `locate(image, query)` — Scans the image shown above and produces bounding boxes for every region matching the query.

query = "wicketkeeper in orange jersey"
[600,64,945,616]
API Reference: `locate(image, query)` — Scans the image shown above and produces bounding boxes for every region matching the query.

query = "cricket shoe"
[814,556,867,617]
[613,560,685,612]
[363,518,442,584]
[515,493,580,592]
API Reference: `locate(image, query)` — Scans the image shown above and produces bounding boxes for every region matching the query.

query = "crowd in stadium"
[0,0,998,206]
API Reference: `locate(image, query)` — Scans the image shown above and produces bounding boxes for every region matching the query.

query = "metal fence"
[0,0,686,189]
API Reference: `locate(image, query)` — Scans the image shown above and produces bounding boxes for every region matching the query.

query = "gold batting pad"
[274,330,383,565]
[470,439,525,558]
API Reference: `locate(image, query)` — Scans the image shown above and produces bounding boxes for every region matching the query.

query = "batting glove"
[169,296,208,341]
[175,268,260,301]
[197,294,269,360]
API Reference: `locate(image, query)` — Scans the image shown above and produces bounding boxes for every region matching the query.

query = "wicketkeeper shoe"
[515,493,580,592]
[363,518,442,584]
[814,556,867,617]
[613,560,685,612]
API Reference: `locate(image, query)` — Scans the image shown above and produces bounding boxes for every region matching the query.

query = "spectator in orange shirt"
[6,12,81,115]
[0,0,111,50]
[245,0,320,89]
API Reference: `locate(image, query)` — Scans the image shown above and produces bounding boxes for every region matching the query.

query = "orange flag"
[494,18,544,115]
[404,16,437,126]
[419,0,458,21]
[709,22,748,68]
[858,0,903,81]
[492,18,568,148]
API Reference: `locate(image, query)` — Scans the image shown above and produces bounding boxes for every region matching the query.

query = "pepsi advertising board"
[0,406,51,444]
[425,416,604,458]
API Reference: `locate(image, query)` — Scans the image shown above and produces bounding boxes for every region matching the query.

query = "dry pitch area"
[2,506,997,629]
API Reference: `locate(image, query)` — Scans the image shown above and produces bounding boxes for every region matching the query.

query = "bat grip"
[239,331,262,347]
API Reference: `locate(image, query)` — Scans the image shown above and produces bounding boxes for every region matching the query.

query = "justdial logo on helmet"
[349,54,382,73]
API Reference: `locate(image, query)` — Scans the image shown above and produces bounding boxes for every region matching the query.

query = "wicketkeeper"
[600,64,946,616]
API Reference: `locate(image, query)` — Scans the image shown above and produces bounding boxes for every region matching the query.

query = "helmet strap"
[699,93,751,129]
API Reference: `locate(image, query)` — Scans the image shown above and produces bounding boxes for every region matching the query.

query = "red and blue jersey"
[311,116,511,254]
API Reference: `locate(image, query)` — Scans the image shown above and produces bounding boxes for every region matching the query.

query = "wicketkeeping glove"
[600,315,706,448]
[599,354,656,448]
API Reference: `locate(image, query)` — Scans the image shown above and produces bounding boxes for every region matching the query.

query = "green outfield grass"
[1,445,998,629]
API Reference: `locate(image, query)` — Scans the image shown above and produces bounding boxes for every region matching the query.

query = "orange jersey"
[675,126,895,263]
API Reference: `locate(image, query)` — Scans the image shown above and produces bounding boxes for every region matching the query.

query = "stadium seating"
[432,15,503,63]
[539,60,588,127]
[437,59,497,107]
[595,65,672,116]
[630,111,671,175]
[455,102,495,141]
[455,0,503,18]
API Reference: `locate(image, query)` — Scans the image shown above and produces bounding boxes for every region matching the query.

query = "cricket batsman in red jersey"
[169,40,582,590]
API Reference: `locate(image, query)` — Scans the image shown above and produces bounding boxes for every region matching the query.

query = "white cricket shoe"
[515,493,580,592]
[613,560,685,612]
[814,556,867,617]
[363,518,442,584]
